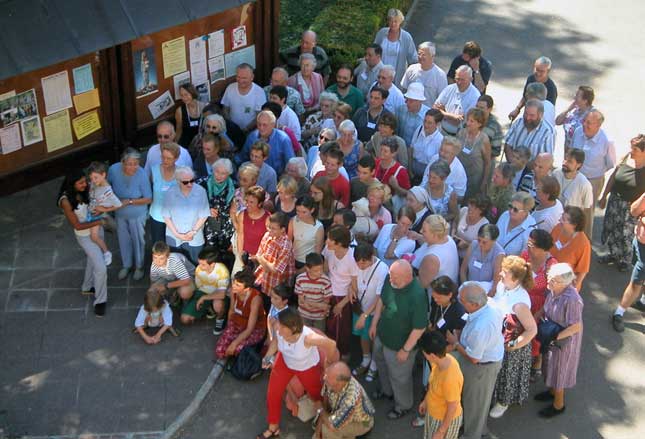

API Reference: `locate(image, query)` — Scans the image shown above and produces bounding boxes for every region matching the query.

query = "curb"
[404,0,423,28]
[160,361,225,439]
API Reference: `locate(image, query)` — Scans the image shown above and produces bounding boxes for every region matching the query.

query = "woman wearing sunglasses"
[301,91,339,147]
[496,192,537,256]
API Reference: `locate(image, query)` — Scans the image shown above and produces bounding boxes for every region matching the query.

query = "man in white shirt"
[410,108,444,182]
[504,99,555,163]
[268,85,301,141]
[355,44,385,97]
[144,121,193,177]
[221,63,266,133]
[553,149,594,239]
[433,65,480,135]
[420,136,467,199]
[369,65,404,114]
[400,41,448,107]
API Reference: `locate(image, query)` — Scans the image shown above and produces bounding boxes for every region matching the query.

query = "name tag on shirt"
[462,147,472,155]
[366,122,376,129]
[473,260,483,269]
[437,318,446,328]
[189,120,199,127]
[461,313,469,321]
[161,185,171,192]
[360,72,368,80]
[554,240,563,250]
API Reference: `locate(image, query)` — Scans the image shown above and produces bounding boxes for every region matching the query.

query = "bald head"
[583,109,604,138]
[325,361,352,391]
[390,260,413,289]
[459,281,487,310]
[533,153,554,180]
[301,30,317,53]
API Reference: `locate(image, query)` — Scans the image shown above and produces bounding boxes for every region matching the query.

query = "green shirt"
[377,277,428,350]
[326,84,364,117]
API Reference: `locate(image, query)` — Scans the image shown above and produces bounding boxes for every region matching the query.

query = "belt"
[477,361,495,366]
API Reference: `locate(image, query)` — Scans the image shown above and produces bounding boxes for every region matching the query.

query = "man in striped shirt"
[504,99,554,164]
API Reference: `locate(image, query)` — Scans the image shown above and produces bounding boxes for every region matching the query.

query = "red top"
[230,287,266,330]
[375,159,411,191]
[243,210,270,255]
[314,171,350,206]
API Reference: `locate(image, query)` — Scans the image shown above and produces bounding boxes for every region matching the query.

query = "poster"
[73,88,100,114]
[20,116,43,146]
[41,71,73,115]
[148,91,174,119]
[231,25,247,50]
[43,109,74,152]
[196,83,210,104]
[208,30,225,58]
[161,36,187,78]
[0,89,39,127]
[224,45,256,78]
[208,56,225,83]
[0,90,16,101]
[190,36,208,87]
[0,123,22,155]
[72,64,94,94]
[72,110,101,140]
[133,47,158,99]
[173,71,191,100]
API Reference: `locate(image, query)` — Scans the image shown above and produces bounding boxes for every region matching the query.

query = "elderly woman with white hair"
[287,53,325,112]
[337,119,364,179]
[162,166,210,264]
[189,112,234,159]
[202,158,236,263]
[301,91,339,146]
[108,148,152,281]
[285,157,310,199]
[373,8,418,85]
[534,263,583,418]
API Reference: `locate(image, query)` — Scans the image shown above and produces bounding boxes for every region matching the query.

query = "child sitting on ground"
[134,288,178,344]
[294,253,332,331]
[87,161,122,265]
[191,247,230,335]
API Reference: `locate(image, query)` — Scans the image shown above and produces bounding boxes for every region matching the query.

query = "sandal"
[365,369,377,382]
[256,428,280,439]
[352,364,369,376]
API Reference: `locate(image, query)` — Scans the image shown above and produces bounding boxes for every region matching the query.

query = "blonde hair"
[238,162,260,181]
[501,255,534,291]
[160,142,180,159]
[367,183,391,202]
[423,214,450,237]
[277,175,298,195]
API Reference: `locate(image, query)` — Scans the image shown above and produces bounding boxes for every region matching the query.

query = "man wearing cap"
[400,41,448,107]
[395,83,430,147]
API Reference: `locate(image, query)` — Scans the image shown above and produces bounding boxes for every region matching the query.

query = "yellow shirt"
[426,354,463,420]
[195,263,230,294]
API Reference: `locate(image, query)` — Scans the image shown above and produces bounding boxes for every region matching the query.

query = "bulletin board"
[0,51,111,176]
[129,2,257,131]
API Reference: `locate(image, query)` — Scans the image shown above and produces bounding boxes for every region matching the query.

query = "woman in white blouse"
[373,206,417,265]
[531,175,564,233]
[453,193,491,257]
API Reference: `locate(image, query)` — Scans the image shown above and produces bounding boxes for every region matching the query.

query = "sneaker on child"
[103,251,112,266]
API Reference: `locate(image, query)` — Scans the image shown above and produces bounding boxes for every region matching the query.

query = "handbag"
[351,260,381,315]
[502,313,525,343]
[537,317,565,354]
[230,345,263,380]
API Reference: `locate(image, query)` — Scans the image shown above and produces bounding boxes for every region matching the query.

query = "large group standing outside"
[55,7,645,439]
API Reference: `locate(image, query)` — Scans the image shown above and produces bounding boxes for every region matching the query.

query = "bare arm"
[556,321,582,340]
[460,244,473,283]
[419,254,440,290]
[509,303,537,350]
[304,331,337,365]
[60,198,103,231]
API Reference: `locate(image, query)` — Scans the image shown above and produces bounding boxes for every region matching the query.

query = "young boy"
[314,147,350,206]
[294,253,332,331]
[269,85,302,141]
[149,241,195,318]
[87,161,122,265]
[350,154,379,202]
[252,212,295,299]
[188,248,231,334]
[267,283,292,340]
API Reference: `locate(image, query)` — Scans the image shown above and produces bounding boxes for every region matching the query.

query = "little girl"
[87,161,122,265]
[134,288,178,344]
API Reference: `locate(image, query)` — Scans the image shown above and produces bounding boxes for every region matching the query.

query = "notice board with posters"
[127,2,258,132]
[0,51,112,177]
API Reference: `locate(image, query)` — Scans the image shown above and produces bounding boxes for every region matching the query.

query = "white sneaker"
[103,251,112,266]
[489,402,508,418]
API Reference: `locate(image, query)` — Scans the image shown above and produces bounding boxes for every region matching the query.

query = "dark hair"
[358,154,376,171]
[269,212,289,230]
[463,41,482,58]
[87,161,108,175]
[539,175,560,201]
[529,228,553,251]
[398,206,417,224]
[236,63,255,74]
[430,275,458,297]
[478,223,500,240]
[566,148,585,165]
[496,162,515,183]
[378,112,397,131]
[326,148,345,164]
[370,86,389,100]
[179,83,199,99]
[417,330,447,357]
[563,205,586,232]
[152,241,170,255]
[631,134,645,152]
[233,267,256,288]
[425,108,444,123]
[57,169,88,210]
[334,208,356,229]
[269,85,288,101]
[477,94,494,109]
[197,248,221,264]
[381,137,399,153]
[336,64,353,76]
[320,140,340,155]
[328,224,351,248]
[367,43,382,57]
[296,194,317,212]
[353,242,375,262]
[468,193,492,217]
[245,185,267,204]
[277,306,304,334]
[578,86,595,105]
[272,283,293,301]
[305,252,324,267]
[261,101,282,119]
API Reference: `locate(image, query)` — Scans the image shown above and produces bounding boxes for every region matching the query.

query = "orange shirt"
[425,354,463,420]
[549,224,591,275]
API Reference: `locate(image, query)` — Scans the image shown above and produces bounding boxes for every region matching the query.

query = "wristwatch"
[128,199,133,205]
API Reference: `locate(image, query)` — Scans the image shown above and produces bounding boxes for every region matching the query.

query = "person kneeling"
[214,268,267,361]
[134,289,178,344]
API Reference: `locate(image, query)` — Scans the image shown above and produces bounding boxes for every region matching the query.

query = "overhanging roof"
[0,0,254,81]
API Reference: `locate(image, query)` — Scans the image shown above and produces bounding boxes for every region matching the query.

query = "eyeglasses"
[181,179,196,185]
[319,135,332,141]
[206,125,219,130]
[507,204,525,213]
[157,134,171,139]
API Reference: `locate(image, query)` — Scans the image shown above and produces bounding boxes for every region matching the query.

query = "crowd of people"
[55,8,645,439]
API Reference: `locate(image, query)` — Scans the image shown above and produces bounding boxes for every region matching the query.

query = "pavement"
[2,1,645,439]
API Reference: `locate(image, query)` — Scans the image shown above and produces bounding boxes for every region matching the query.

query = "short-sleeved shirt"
[161,184,210,247]
[143,143,193,178]
[373,224,416,265]
[434,83,480,135]
[400,64,448,107]
[314,171,350,207]
[523,74,557,105]
[356,259,389,312]
[396,104,430,147]
[466,240,505,282]
[491,283,531,316]
[221,82,267,129]
[377,277,429,351]
[254,233,296,292]
[426,354,464,421]
[429,299,467,335]
[352,107,392,143]
[195,263,230,294]
[322,246,359,297]
[326,84,364,116]
[108,163,152,220]
[295,272,333,320]
[241,129,294,176]
[421,155,468,198]
[411,127,444,166]
[263,85,305,115]
[496,211,537,256]
[571,127,616,179]
[459,303,504,362]
[550,224,591,275]
[375,159,411,192]
[134,301,173,328]
[447,55,493,86]
[150,252,194,283]
[354,60,384,97]
[505,118,555,159]
[553,170,594,209]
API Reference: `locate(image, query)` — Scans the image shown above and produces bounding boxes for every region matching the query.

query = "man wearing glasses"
[144,121,193,178]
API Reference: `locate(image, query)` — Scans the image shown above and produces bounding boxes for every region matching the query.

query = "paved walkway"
[0,178,215,438]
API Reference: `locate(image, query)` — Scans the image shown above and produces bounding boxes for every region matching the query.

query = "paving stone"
[10,269,52,289]
[48,289,91,311]
[14,248,55,269]
[6,290,49,312]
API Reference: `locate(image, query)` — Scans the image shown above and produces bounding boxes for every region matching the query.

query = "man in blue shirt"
[446,282,503,439]
[237,109,294,176]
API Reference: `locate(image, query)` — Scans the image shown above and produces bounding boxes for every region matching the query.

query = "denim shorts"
[631,237,645,284]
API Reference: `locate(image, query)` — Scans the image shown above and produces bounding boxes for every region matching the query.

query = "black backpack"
[230,345,263,380]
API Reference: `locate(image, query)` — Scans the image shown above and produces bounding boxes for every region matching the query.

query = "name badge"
[473,260,483,269]
[366,122,376,129]
[360,72,368,80]
[189,120,199,127]
[555,240,563,250]
[437,318,446,328]
[462,147,472,155]
[461,313,469,321]
[532,271,538,279]
[161,185,171,192]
